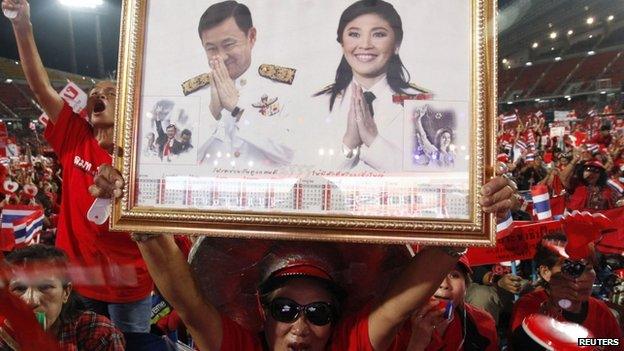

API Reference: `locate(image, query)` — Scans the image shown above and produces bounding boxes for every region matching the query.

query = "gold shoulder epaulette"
[409,83,431,94]
[181,73,211,96]
[258,64,296,85]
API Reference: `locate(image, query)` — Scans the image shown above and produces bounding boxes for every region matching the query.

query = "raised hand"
[479,176,519,219]
[497,273,523,294]
[2,0,30,27]
[407,299,448,350]
[88,164,124,199]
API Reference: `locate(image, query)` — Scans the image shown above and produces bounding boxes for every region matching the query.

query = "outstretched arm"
[89,165,224,351]
[368,177,517,350]
[136,235,223,351]
[368,247,459,350]
[2,0,64,123]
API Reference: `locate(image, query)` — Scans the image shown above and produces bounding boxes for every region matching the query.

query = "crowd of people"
[0,0,623,350]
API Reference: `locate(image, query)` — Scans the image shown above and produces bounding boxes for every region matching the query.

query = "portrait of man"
[183,1,297,169]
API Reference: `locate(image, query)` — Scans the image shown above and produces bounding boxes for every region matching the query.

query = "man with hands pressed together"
[188,1,296,168]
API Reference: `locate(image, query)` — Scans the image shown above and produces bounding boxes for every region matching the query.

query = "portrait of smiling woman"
[310,0,431,172]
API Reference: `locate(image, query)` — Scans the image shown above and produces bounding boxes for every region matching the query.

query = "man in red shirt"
[510,236,623,350]
[405,256,498,351]
[4,0,152,332]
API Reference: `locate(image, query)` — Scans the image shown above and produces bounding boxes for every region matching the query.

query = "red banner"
[467,207,624,266]
[467,220,563,266]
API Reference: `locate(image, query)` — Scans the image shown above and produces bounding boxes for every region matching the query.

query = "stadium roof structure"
[0,56,98,120]
[0,56,98,89]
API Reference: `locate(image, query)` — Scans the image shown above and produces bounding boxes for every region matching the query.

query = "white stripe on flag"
[532,193,550,203]
[496,213,513,233]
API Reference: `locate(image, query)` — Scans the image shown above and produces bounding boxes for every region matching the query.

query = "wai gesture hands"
[343,83,379,149]
[208,56,240,119]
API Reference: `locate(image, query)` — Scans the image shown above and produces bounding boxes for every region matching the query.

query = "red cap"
[522,314,594,350]
[457,254,473,275]
[269,263,333,282]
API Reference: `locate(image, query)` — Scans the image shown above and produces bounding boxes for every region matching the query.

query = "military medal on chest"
[252,94,280,117]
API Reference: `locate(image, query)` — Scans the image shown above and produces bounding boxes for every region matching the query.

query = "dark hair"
[315,0,412,111]
[166,124,177,131]
[434,128,453,151]
[533,234,567,284]
[197,1,253,38]
[5,245,84,325]
[181,129,192,137]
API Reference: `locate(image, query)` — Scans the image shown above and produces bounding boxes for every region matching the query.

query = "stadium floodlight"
[525,61,533,66]
[586,17,594,25]
[567,29,574,35]
[564,95,571,99]
[587,51,595,56]
[554,56,562,61]
[58,0,103,9]
[531,42,539,48]
[607,15,614,22]
[549,31,557,39]
[4,79,12,83]
[600,91,607,94]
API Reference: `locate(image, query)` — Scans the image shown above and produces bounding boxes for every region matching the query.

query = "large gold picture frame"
[111,0,497,245]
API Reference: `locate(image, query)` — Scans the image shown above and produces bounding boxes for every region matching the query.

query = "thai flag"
[531,185,552,220]
[586,144,599,154]
[588,109,597,117]
[1,205,43,243]
[502,114,518,124]
[525,153,535,162]
[12,210,44,246]
[535,110,543,118]
[502,141,512,152]
[496,212,514,238]
[607,179,624,196]
[515,140,527,150]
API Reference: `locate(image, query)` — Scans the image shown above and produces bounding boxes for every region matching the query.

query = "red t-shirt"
[511,289,623,350]
[567,185,617,211]
[427,304,498,351]
[219,305,409,351]
[44,102,152,302]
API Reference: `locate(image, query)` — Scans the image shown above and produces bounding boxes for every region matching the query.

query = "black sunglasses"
[267,297,335,326]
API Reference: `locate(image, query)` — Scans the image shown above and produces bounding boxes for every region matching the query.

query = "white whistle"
[87,197,112,225]
[558,299,572,309]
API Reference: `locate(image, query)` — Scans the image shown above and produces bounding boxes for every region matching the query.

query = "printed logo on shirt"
[73,155,97,176]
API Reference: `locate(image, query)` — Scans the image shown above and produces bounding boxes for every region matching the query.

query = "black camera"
[561,259,586,278]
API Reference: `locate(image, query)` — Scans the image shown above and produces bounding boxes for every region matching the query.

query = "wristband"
[130,233,159,243]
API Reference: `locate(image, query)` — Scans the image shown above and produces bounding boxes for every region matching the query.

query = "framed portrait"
[112,0,498,245]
